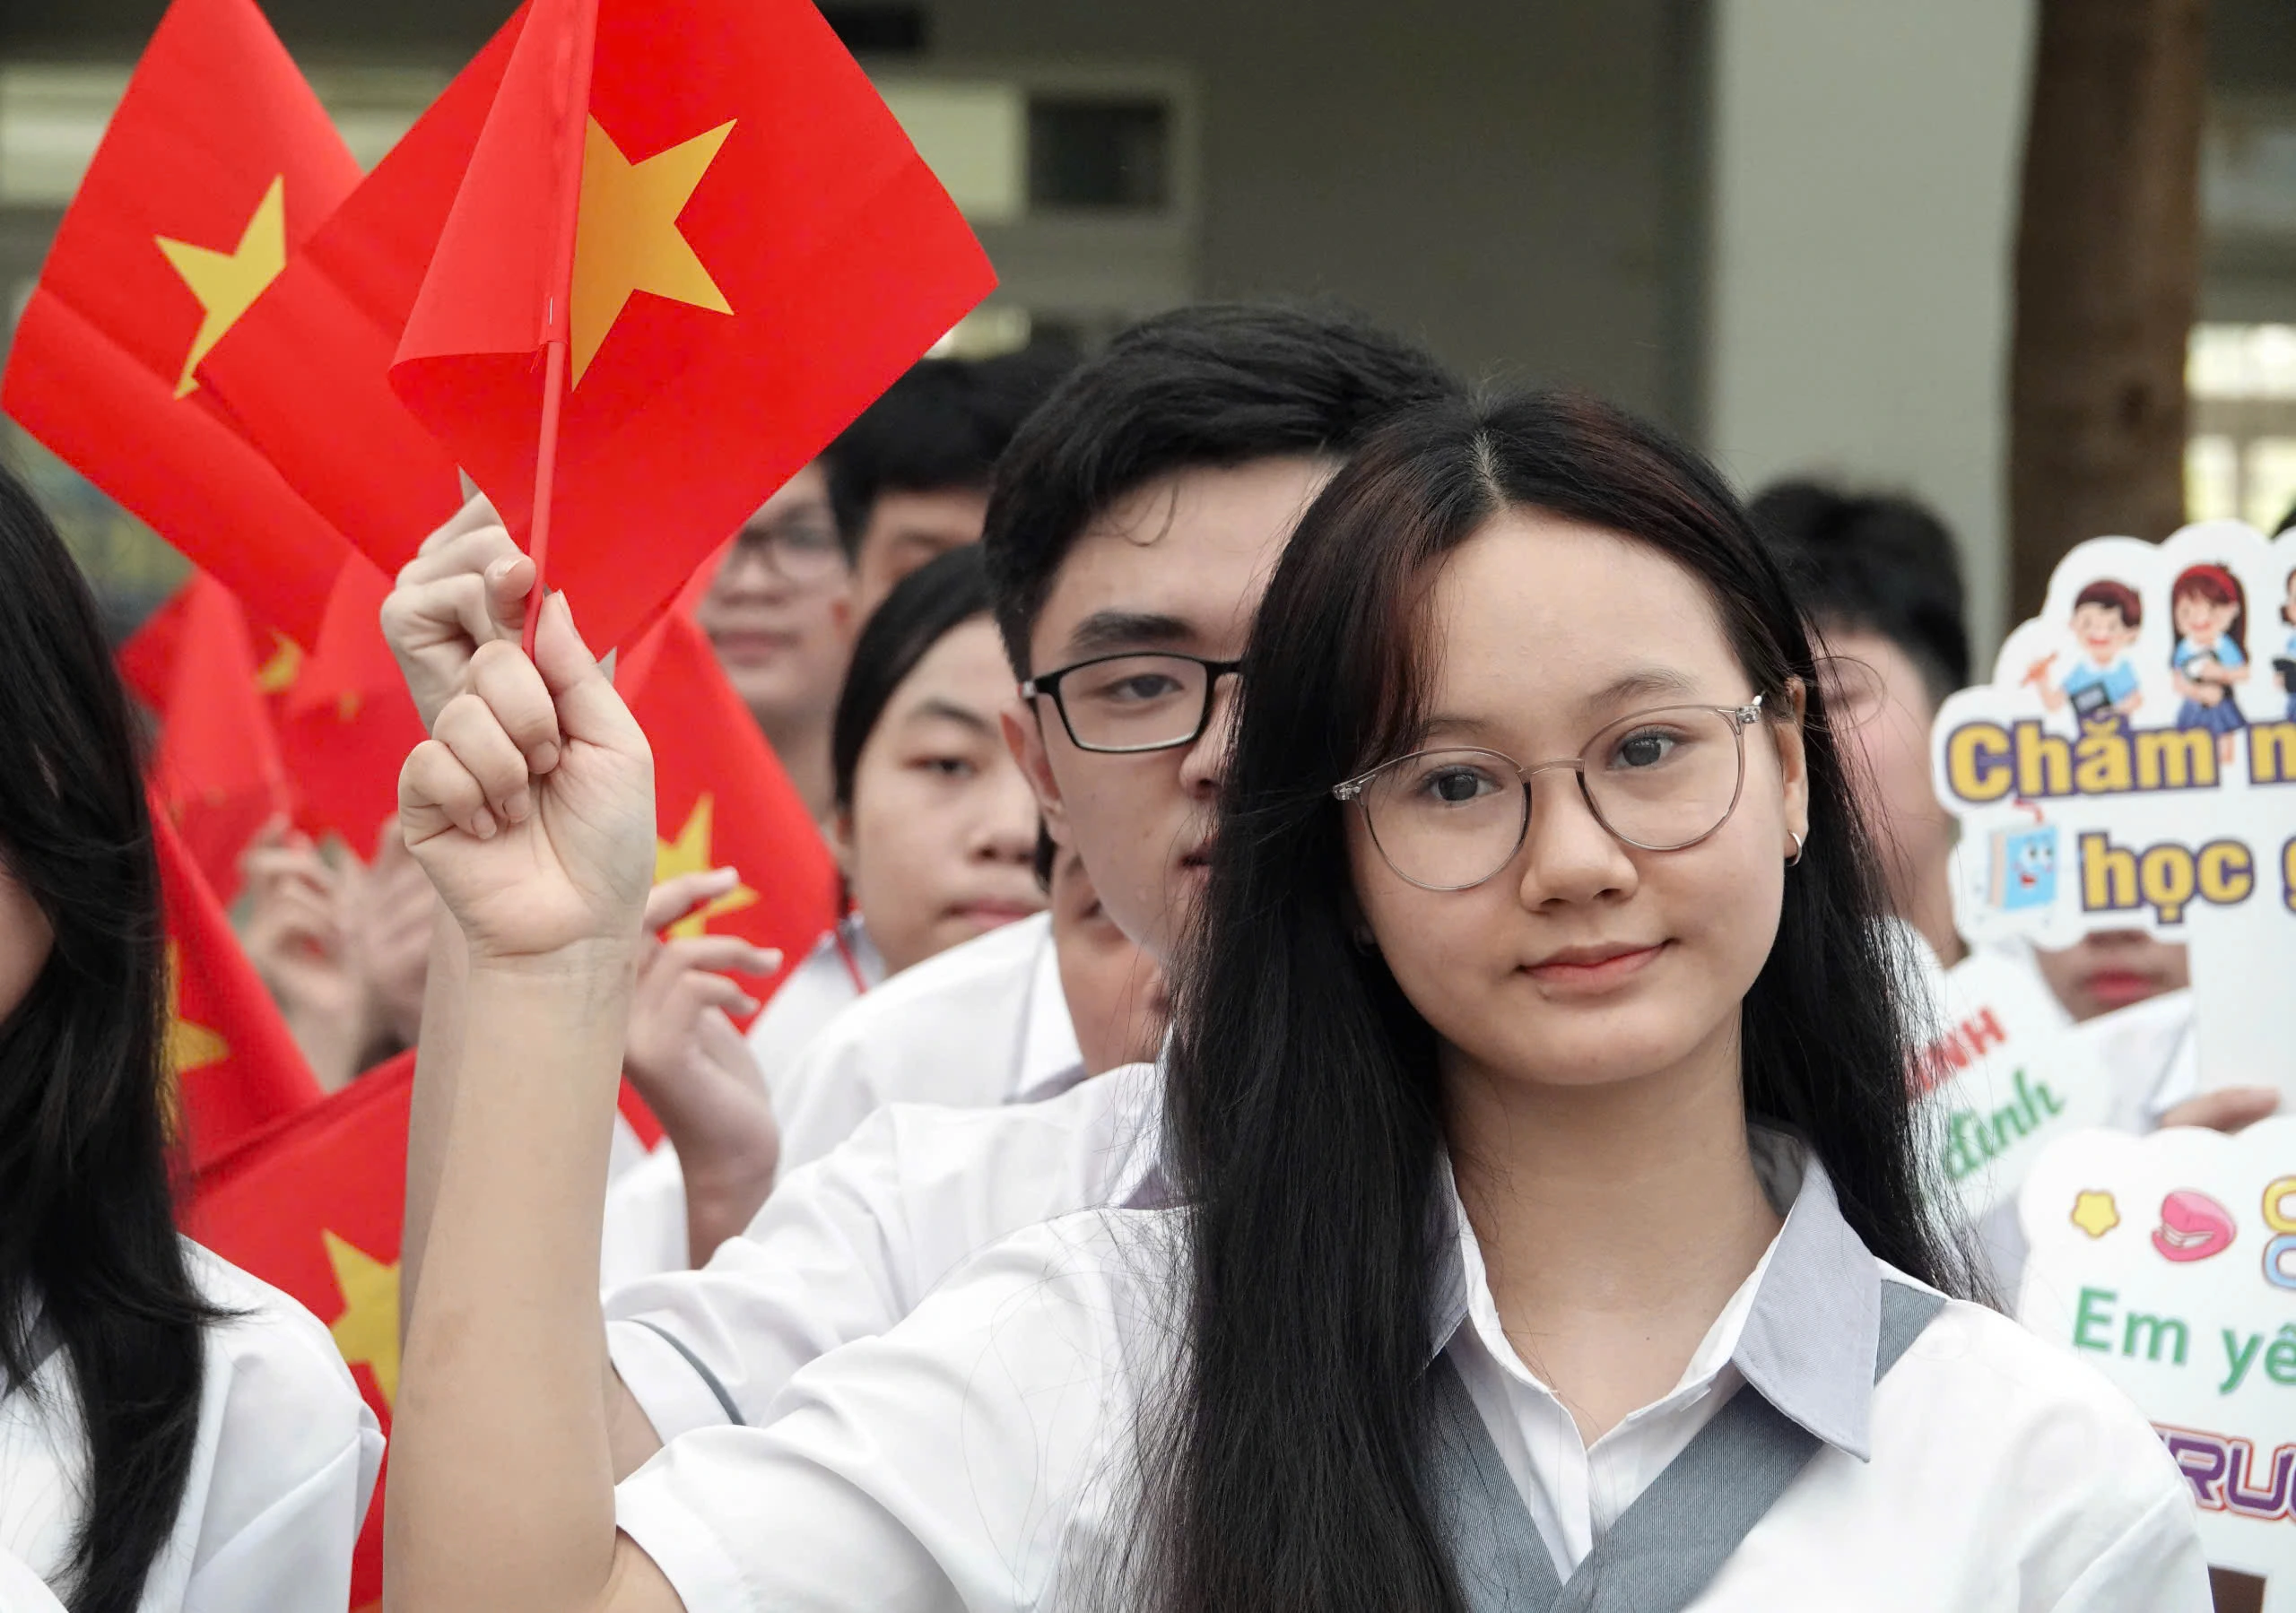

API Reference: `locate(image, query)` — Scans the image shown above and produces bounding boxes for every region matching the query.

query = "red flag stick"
[522,0,600,655]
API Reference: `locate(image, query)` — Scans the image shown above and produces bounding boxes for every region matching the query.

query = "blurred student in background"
[829,347,1074,616]
[1751,480,2272,1132]
[690,460,855,822]
[0,464,376,1611]
[604,545,1047,1279]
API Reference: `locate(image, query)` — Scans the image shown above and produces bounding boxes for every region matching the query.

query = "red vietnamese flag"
[370,0,993,649]
[620,611,839,1028]
[155,803,324,1173]
[117,569,303,717]
[149,574,291,900]
[192,16,525,565]
[275,555,428,859]
[0,0,358,647]
[185,1047,413,1613]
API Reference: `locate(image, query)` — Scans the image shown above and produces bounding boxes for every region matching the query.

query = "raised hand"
[622,870,785,1257]
[399,593,655,967]
[380,490,535,730]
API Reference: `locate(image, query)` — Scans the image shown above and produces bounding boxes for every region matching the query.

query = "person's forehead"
[1032,457,1329,655]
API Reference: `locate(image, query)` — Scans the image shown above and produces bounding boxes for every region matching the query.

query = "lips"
[2083,969,2164,1011]
[1524,941,1665,992]
[2152,1190,2235,1263]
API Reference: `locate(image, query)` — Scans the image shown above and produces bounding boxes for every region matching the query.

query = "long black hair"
[830,542,996,815]
[0,464,219,1613]
[1134,391,1980,1613]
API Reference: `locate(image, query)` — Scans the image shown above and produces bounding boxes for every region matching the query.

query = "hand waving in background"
[622,869,784,1262]
[399,593,654,968]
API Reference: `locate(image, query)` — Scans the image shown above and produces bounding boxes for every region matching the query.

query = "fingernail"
[709,865,740,887]
[473,809,497,839]
[735,994,761,1017]
[532,741,561,774]
[749,947,782,972]
[505,789,533,822]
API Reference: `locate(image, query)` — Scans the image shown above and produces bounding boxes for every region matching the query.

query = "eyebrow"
[902,698,995,735]
[1063,610,1198,659]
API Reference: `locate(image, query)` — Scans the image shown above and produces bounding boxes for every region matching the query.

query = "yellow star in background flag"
[253,632,302,696]
[2069,1190,2120,1239]
[656,793,758,941]
[570,116,736,386]
[163,941,228,1078]
[322,1230,401,1407]
[156,174,288,399]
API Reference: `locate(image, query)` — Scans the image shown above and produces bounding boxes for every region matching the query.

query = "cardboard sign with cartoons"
[1929,522,2296,1097]
[2019,1120,2296,1609]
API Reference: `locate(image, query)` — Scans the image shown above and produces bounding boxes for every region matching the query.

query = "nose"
[1175,672,1241,801]
[971,753,1043,866]
[1512,768,1637,909]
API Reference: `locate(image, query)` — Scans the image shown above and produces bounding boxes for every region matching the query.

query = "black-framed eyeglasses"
[726,514,849,585]
[1332,698,1765,891]
[1021,652,1244,754]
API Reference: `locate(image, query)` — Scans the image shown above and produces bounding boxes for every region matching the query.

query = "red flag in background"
[117,569,303,717]
[193,16,525,567]
[148,575,291,900]
[155,805,323,1172]
[0,0,358,647]
[186,1047,414,1613]
[333,0,995,649]
[620,611,839,1028]
[275,556,428,859]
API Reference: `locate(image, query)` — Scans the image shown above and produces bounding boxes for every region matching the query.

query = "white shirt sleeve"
[613,1213,1148,1613]
[0,1546,65,1612]
[170,1247,384,1613]
[2045,1483,2212,1612]
[605,1106,916,1441]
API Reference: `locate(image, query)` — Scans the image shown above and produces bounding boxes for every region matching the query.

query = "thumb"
[2158,1086,2281,1135]
[533,592,647,755]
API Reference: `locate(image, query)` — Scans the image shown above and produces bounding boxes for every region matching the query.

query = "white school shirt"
[0,1244,382,1611]
[770,913,1083,1177]
[598,918,888,1289]
[613,1132,2205,1612]
[604,1060,1161,1443]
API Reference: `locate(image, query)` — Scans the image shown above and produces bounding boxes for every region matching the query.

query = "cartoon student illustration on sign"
[2025,579,2144,728]
[2276,564,2296,721]
[2167,563,2250,766]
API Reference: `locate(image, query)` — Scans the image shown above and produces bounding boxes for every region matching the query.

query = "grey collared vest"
[1426,1279,1944,1613]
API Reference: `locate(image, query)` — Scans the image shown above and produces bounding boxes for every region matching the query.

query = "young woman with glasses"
[385,391,2205,1612]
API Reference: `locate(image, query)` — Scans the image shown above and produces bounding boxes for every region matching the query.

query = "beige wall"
[927,0,1700,427]
[1705,0,2037,657]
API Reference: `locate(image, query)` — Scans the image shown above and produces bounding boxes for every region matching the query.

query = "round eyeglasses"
[1021,652,1244,754]
[1332,698,1765,891]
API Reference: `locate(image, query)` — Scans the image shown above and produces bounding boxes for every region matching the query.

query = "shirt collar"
[1426,1126,1883,1463]
[1009,915,1086,1106]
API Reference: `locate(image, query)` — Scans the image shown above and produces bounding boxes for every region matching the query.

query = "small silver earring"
[1786,830,1806,868]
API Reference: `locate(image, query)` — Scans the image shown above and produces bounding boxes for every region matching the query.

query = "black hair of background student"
[829,542,997,814]
[0,463,221,1613]
[1747,480,1970,706]
[978,302,1461,674]
[823,346,1076,558]
[1132,393,1985,1613]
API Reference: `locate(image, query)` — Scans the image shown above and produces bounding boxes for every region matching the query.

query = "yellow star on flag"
[163,941,229,1078]
[155,174,289,399]
[253,632,302,696]
[321,1230,401,1408]
[570,116,736,386]
[656,793,758,941]
[2069,1190,2120,1239]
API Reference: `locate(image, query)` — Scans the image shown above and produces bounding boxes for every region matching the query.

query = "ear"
[1773,676,1812,852]
[1002,699,1074,849]
[828,806,859,879]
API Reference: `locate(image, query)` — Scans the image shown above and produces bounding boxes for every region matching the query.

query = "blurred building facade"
[4,0,2295,647]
